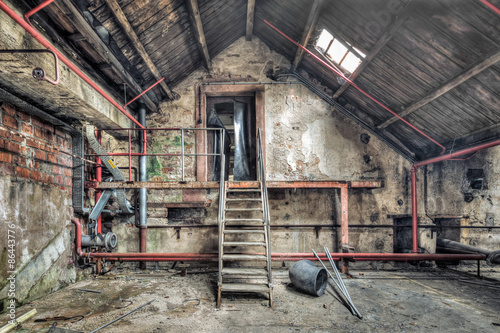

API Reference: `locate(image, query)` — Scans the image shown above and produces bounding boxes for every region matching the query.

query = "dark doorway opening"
[206,96,256,181]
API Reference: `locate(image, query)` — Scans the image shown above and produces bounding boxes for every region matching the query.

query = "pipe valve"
[81,232,118,251]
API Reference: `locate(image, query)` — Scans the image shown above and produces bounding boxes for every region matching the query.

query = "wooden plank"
[104,0,176,99]
[378,47,500,129]
[186,0,212,71]
[54,0,157,111]
[291,0,323,71]
[333,0,416,98]
[246,0,256,40]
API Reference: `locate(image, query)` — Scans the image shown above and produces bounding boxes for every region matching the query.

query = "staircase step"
[226,198,262,202]
[224,242,266,247]
[223,230,265,234]
[225,208,263,212]
[224,219,264,222]
[223,254,267,261]
[227,189,261,192]
[222,268,268,275]
[221,283,269,293]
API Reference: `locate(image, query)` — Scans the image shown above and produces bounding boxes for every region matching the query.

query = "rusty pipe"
[71,218,83,256]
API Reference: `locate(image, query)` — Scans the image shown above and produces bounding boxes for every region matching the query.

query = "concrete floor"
[1,265,499,332]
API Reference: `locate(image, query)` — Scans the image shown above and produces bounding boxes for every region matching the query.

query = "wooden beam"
[291,0,323,71]
[246,0,256,41]
[332,0,416,99]
[378,47,500,129]
[104,0,175,100]
[57,0,157,111]
[186,0,212,71]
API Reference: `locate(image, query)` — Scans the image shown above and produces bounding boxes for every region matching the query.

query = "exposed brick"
[34,150,47,161]
[47,153,57,164]
[0,152,11,163]
[64,177,72,186]
[0,129,11,139]
[26,138,39,149]
[44,174,55,184]
[67,140,73,150]
[10,133,23,143]
[63,167,72,177]
[58,156,72,167]
[52,165,61,174]
[34,126,44,139]
[55,128,66,138]
[57,136,65,147]
[0,138,4,149]
[1,102,15,116]
[55,175,65,185]
[3,114,18,129]
[29,160,41,170]
[0,162,15,176]
[22,123,33,135]
[20,146,29,156]
[44,130,55,143]
[43,122,54,132]
[12,155,26,167]
[5,141,20,154]
[17,112,30,122]
[39,144,50,152]
[31,117,44,129]
[16,166,29,178]
[30,170,43,182]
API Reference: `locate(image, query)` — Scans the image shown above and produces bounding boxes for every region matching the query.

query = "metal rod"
[138,101,147,270]
[181,128,185,181]
[128,129,132,181]
[96,129,102,235]
[123,77,164,108]
[0,49,60,85]
[89,300,154,333]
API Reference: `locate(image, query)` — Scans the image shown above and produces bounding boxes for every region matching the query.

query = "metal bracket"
[89,189,113,221]
[0,49,60,85]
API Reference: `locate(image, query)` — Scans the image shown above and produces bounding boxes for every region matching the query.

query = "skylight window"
[316,29,365,74]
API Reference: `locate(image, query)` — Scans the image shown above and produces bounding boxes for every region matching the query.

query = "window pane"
[326,39,348,63]
[316,29,333,51]
[342,52,362,73]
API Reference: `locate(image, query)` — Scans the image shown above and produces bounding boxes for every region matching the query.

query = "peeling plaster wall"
[426,148,500,252]
[0,178,76,309]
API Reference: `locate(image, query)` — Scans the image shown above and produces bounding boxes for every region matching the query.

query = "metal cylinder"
[289,260,328,296]
[138,100,147,269]
[81,232,118,251]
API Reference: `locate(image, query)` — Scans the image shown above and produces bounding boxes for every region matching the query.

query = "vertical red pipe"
[96,129,102,234]
[411,165,418,253]
[128,129,132,181]
[340,184,349,273]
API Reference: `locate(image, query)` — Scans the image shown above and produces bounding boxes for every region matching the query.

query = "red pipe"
[72,218,83,255]
[0,1,146,132]
[479,0,500,15]
[263,19,446,154]
[23,0,55,24]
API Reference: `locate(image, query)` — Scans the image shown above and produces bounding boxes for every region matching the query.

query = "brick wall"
[0,102,73,193]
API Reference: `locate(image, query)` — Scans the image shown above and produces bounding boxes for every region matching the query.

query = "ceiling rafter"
[332,0,416,99]
[56,0,157,111]
[378,47,500,129]
[104,0,175,100]
[186,0,212,71]
[246,0,256,41]
[291,0,324,71]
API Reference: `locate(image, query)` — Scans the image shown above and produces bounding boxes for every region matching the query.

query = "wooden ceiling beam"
[246,0,256,41]
[186,0,212,71]
[332,0,416,99]
[291,0,323,71]
[378,48,500,129]
[104,0,175,100]
[56,0,157,111]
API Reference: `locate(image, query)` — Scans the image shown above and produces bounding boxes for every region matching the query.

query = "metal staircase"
[217,129,273,308]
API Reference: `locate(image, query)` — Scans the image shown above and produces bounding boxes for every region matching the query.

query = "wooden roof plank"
[104,0,176,99]
[333,0,416,99]
[378,47,500,129]
[291,0,323,71]
[246,0,256,41]
[186,0,212,71]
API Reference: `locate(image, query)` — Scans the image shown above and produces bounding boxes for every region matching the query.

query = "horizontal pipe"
[201,81,302,85]
[101,253,486,262]
[146,224,500,229]
[415,138,500,167]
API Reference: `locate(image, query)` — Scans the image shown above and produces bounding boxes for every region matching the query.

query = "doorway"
[206,96,256,181]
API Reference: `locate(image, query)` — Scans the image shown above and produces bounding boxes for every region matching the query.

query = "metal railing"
[87,127,225,182]
[257,128,273,287]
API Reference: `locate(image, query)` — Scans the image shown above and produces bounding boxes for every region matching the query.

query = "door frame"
[195,83,266,181]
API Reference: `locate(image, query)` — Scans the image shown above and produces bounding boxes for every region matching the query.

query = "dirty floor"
[1,266,500,332]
